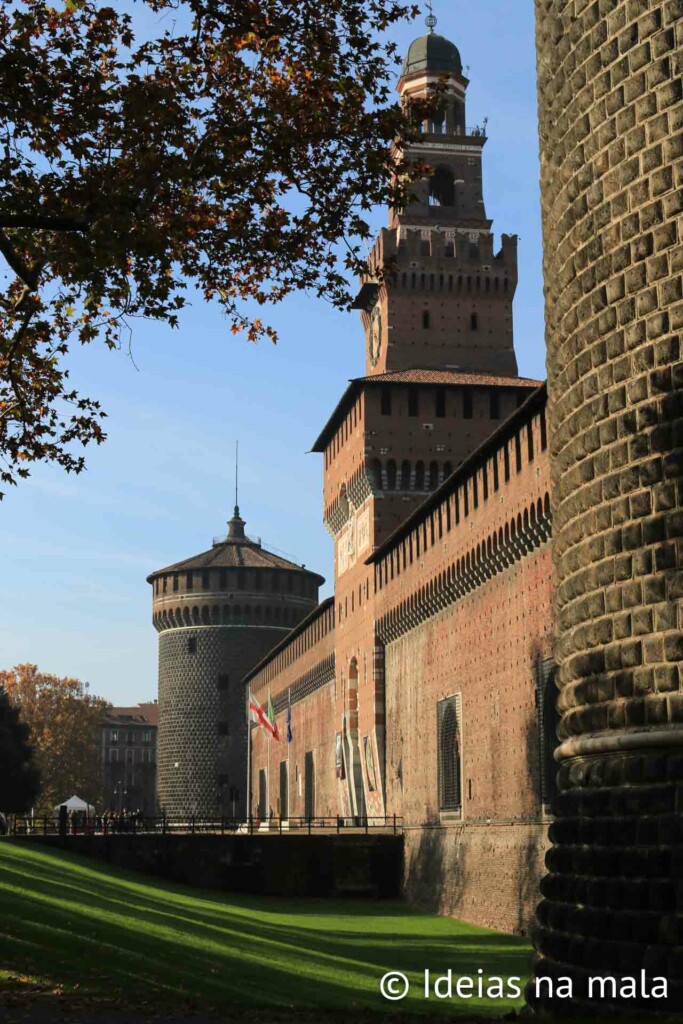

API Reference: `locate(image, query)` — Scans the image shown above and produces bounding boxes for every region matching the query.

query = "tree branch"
[0,215,90,232]
[0,229,38,288]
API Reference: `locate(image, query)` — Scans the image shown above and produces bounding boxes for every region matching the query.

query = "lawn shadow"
[0,842,531,1018]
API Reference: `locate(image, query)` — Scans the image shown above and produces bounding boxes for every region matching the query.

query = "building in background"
[101,703,159,813]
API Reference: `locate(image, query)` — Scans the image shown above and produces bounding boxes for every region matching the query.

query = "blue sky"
[0,1,545,706]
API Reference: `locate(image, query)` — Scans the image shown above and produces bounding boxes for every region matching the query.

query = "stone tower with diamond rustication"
[148,507,323,819]
[532,0,683,1013]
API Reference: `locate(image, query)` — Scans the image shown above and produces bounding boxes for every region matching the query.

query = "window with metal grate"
[437,694,462,814]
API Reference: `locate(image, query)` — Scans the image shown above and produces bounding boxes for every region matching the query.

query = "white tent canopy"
[54,795,95,815]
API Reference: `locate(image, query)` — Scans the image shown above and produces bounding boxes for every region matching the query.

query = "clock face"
[368,303,382,367]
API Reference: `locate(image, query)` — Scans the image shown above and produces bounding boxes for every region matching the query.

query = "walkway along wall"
[248,388,557,934]
[533,0,683,1011]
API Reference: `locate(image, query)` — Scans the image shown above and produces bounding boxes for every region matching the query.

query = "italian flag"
[249,692,279,740]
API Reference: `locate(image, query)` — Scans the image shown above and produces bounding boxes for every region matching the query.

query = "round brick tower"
[533,0,682,1011]
[148,508,324,819]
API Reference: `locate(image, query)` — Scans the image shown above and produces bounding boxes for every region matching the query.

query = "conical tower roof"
[147,507,325,582]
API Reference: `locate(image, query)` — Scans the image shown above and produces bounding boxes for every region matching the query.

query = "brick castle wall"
[374,391,554,932]
[250,390,557,933]
[533,0,683,1009]
[247,601,336,819]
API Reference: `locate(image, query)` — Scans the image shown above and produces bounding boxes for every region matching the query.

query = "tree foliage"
[0,683,40,813]
[0,663,110,811]
[0,0,424,495]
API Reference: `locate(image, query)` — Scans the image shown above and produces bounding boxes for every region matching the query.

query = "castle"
[150,21,556,933]
[149,3,683,1005]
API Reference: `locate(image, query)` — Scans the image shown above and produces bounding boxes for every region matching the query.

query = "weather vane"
[425,1,437,33]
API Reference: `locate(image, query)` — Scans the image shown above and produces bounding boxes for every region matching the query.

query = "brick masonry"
[245,30,561,936]
[533,0,683,1010]
[249,391,557,934]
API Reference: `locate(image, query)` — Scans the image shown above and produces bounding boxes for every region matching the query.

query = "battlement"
[367,227,518,277]
[354,228,518,314]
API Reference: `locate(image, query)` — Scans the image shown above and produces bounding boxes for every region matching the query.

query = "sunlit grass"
[0,841,532,1016]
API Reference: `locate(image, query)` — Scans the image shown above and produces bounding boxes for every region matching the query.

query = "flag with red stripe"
[249,692,278,739]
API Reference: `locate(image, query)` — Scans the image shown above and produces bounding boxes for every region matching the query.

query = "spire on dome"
[226,439,247,539]
[425,1,437,34]
[227,505,246,540]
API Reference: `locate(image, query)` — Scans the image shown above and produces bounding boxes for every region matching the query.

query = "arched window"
[400,460,411,490]
[429,461,439,489]
[369,458,382,491]
[386,459,397,490]
[429,106,446,134]
[438,697,462,812]
[429,166,455,207]
[414,461,425,490]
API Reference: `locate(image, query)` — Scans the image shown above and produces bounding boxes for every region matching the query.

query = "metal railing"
[6,814,403,837]
[420,124,487,139]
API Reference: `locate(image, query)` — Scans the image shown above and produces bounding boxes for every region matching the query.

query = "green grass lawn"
[0,841,532,1017]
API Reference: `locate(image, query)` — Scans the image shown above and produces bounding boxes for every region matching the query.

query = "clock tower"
[315,16,535,586]
[356,19,519,378]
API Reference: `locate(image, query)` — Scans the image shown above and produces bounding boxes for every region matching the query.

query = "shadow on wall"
[403,709,548,936]
[403,807,450,914]
[512,708,548,934]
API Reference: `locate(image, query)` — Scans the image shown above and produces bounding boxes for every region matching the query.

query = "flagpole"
[246,692,251,825]
[267,688,271,823]
[287,688,291,821]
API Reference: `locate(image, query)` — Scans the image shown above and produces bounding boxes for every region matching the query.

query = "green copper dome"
[402,33,463,77]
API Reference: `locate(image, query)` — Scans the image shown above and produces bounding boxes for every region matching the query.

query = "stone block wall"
[158,625,287,819]
[534,0,683,1010]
